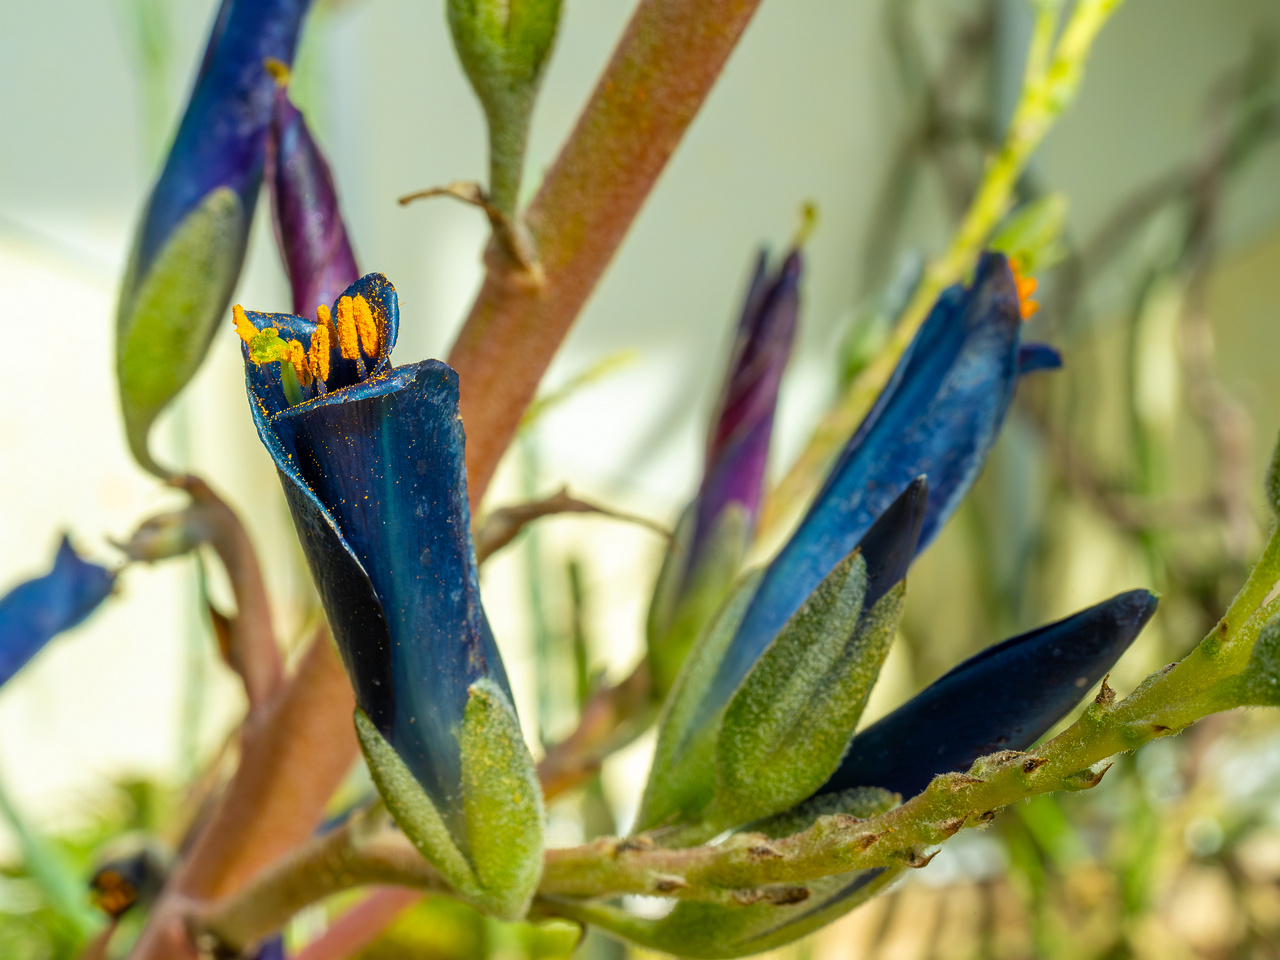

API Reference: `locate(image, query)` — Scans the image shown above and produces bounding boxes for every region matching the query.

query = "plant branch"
[447,0,768,508]
[177,476,284,713]
[128,630,358,960]
[537,661,655,800]
[185,522,1280,948]
[475,487,671,564]
[198,810,447,955]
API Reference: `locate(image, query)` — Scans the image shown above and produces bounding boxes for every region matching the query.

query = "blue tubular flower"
[236,273,541,918]
[117,0,312,475]
[705,251,1045,721]
[647,249,800,697]
[0,537,115,688]
[826,589,1159,797]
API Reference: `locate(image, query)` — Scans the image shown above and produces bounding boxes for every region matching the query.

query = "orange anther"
[316,303,335,334]
[287,339,312,387]
[352,294,380,358]
[232,304,258,344]
[308,323,330,382]
[334,296,359,360]
[1010,259,1040,321]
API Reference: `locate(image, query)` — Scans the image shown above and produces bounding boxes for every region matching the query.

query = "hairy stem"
[199,812,447,953]
[189,522,1280,947]
[448,0,767,508]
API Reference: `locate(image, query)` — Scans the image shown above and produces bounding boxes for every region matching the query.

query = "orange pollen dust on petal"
[1010,258,1039,320]
[334,296,360,360]
[352,294,380,357]
[232,304,258,344]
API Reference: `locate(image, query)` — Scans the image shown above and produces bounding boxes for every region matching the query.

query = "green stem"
[198,811,447,953]
[487,93,535,217]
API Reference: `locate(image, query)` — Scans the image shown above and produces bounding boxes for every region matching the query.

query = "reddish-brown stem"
[537,662,654,800]
[449,0,767,507]
[129,632,357,960]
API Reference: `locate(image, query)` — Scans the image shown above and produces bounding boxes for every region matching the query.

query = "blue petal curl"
[0,537,115,688]
[825,588,1159,798]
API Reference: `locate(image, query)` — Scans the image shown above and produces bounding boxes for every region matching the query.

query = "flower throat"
[234,294,383,407]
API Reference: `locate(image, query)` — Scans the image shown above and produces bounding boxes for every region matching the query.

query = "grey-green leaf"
[712,557,904,831]
[459,678,544,920]
[116,186,247,476]
[636,569,762,834]
[356,709,482,903]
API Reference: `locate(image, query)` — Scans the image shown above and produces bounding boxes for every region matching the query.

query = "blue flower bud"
[116,0,312,475]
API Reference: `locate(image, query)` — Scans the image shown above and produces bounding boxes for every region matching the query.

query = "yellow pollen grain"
[232,304,257,344]
[334,296,360,360]
[352,294,380,357]
[309,323,331,382]
[288,339,313,386]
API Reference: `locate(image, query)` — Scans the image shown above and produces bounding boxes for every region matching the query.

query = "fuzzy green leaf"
[552,865,902,960]
[459,678,544,920]
[356,710,483,903]
[635,570,762,833]
[647,504,750,701]
[711,558,904,831]
[116,186,247,476]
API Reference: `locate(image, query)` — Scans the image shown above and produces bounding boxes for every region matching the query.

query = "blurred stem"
[130,631,357,960]
[520,434,557,746]
[448,0,768,508]
[179,556,210,783]
[757,0,1125,545]
[117,0,174,166]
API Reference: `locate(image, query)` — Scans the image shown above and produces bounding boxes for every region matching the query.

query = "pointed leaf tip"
[857,477,927,608]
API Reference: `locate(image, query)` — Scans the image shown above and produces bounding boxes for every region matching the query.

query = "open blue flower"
[704,251,1059,720]
[238,274,509,826]
[236,273,541,916]
[0,537,115,688]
